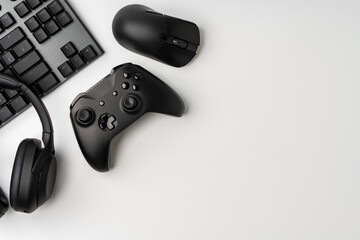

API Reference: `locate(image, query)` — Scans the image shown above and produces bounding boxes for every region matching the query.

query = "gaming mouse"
[112,4,200,67]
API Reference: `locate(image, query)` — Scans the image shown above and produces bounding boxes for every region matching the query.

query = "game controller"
[70,63,185,172]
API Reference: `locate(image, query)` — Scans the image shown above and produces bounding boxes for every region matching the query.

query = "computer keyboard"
[0,0,103,127]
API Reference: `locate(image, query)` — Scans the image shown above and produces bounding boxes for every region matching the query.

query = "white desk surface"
[1,0,360,239]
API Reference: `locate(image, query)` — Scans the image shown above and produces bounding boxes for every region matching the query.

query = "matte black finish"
[0,73,56,216]
[0,0,103,127]
[10,139,41,213]
[0,187,9,217]
[0,74,53,135]
[112,4,200,67]
[70,63,185,172]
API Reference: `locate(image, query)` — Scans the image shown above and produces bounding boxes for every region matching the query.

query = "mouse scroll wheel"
[172,39,188,49]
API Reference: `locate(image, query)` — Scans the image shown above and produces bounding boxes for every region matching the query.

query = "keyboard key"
[56,11,72,27]
[38,73,59,93]
[0,13,16,29]
[30,85,41,96]
[4,89,19,99]
[0,0,103,127]
[3,69,16,77]
[21,62,49,85]
[44,20,60,35]
[0,28,26,50]
[14,2,31,18]
[69,54,85,70]
[13,39,33,58]
[0,106,13,123]
[33,28,49,43]
[25,0,42,10]
[1,52,16,66]
[61,42,77,58]
[13,51,42,75]
[80,45,97,62]
[25,17,40,32]
[36,8,52,23]
[48,1,64,15]
[10,95,28,113]
[0,93,7,106]
[58,61,74,77]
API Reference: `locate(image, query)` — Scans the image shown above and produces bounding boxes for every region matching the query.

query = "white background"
[1,0,360,239]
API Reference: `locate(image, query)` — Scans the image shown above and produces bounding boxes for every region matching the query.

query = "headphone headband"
[0,74,54,174]
[0,74,53,134]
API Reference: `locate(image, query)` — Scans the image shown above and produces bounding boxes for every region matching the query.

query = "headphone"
[0,73,57,217]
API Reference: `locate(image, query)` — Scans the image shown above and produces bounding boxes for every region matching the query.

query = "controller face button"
[76,108,95,126]
[122,95,139,112]
[122,82,130,90]
[99,101,105,106]
[123,72,130,79]
[113,91,118,96]
[132,84,140,91]
[134,73,143,80]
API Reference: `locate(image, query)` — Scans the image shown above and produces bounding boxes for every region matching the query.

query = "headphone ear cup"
[38,155,57,207]
[0,187,9,218]
[10,139,41,213]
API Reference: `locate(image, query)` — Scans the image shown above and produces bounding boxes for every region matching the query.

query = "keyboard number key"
[25,17,41,32]
[48,1,64,16]
[44,20,61,35]
[37,8,52,23]
[33,28,50,43]
[56,11,72,27]
[25,0,42,10]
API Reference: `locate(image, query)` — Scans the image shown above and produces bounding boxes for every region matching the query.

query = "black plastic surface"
[10,139,40,213]
[0,187,9,217]
[112,4,200,68]
[0,73,56,214]
[0,0,103,127]
[70,63,185,172]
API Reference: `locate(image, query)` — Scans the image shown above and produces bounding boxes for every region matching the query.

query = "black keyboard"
[0,0,103,127]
